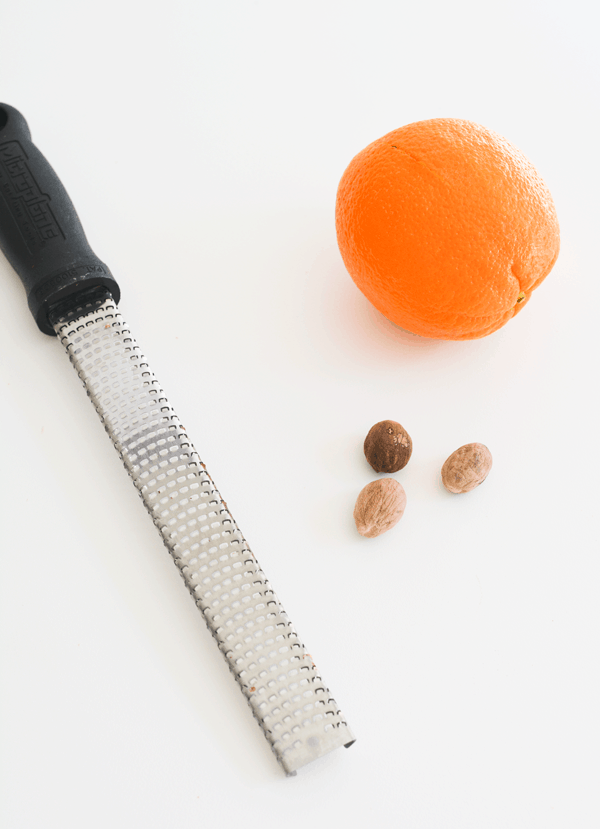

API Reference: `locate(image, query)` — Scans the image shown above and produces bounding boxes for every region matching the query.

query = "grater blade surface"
[50,289,354,775]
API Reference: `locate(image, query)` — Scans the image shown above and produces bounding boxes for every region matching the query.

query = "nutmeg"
[441,443,492,493]
[364,420,412,473]
[353,478,407,538]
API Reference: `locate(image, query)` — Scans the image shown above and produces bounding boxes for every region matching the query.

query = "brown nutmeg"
[353,478,407,538]
[441,443,492,493]
[364,420,413,473]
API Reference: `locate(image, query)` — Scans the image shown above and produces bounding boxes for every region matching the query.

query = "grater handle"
[0,103,120,335]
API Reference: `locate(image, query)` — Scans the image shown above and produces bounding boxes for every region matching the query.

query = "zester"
[0,103,355,775]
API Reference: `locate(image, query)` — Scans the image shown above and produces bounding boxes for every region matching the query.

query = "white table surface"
[1,1,599,827]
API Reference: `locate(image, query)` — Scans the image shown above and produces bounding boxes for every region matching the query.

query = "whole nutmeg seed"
[364,420,413,473]
[441,443,493,494]
[353,478,407,538]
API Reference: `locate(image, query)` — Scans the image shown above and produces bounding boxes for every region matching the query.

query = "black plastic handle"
[0,104,120,335]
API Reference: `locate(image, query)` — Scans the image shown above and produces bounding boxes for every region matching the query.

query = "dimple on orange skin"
[335,119,560,340]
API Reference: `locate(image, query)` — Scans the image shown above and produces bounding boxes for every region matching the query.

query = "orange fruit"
[335,119,560,340]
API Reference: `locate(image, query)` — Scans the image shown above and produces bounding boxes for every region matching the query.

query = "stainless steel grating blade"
[0,103,354,775]
[49,289,354,775]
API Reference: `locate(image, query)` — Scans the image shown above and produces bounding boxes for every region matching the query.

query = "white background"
[1,1,599,827]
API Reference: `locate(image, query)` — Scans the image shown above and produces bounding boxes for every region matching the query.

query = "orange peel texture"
[335,119,560,340]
